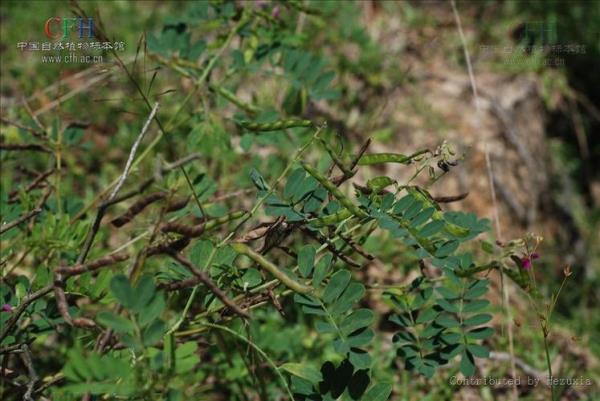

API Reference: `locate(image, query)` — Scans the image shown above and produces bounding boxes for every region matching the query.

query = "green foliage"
[0,2,537,401]
[294,267,373,369]
[62,351,134,396]
[389,273,493,378]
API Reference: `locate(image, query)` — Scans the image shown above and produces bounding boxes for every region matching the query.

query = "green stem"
[187,222,366,325]
[231,243,313,295]
[547,275,569,323]
[210,84,260,115]
[404,298,424,360]
[54,126,63,215]
[302,162,367,219]
[543,332,556,401]
[180,164,206,217]
[166,285,198,335]
[203,322,295,401]
[165,12,250,132]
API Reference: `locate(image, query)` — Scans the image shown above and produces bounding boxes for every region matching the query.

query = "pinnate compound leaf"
[348,348,372,370]
[109,274,133,308]
[340,309,374,336]
[313,253,333,287]
[298,245,316,278]
[96,311,134,334]
[467,344,490,358]
[322,270,352,304]
[281,363,323,383]
[464,313,492,326]
[467,327,495,340]
[459,350,476,376]
[361,382,393,401]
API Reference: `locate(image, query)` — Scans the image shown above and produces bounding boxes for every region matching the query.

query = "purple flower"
[1,304,13,313]
[255,0,268,8]
[272,5,280,19]
[521,252,540,270]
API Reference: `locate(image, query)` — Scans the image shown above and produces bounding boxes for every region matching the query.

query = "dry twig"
[0,285,53,342]
[168,252,250,319]
[0,208,42,235]
[77,102,159,264]
[20,344,38,401]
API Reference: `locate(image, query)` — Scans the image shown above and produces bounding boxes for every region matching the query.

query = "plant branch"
[19,344,38,401]
[231,243,313,295]
[168,252,250,319]
[0,285,53,342]
[76,102,159,264]
[0,208,42,235]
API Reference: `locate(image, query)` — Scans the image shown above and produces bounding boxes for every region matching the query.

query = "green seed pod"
[501,267,539,297]
[231,243,314,295]
[301,162,368,219]
[357,149,429,166]
[310,208,353,227]
[238,119,313,132]
[367,176,396,193]
[212,85,259,115]
[442,221,470,237]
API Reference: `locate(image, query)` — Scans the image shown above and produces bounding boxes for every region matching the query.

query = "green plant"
[3,1,586,401]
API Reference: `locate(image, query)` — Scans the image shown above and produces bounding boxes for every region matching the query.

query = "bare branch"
[158,276,203,292]
[0,143,50,152]
[0,117,45,139]
[77,102,159,264]
[0,285,53,342]
[110,192,167,227]
[9,169,54,202]
[55,253,130,276]
[0,208,42,235]
[20,344,38,401]
[168,252,250,319]
[146,237,190,256]
[109,103,159,200]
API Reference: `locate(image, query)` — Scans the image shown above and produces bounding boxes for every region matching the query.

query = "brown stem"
[76,103,159,264]
[0,143,50,152]
[332,137,372,186]
[110,192,167,227]
[158,276,203,292]
[300,227,361,268]
[55,253,130,276]
[53,274,96,328]
[19,345,38,401]
[146,237,191,256]
[9,169,54,202]
[168,252,250,319]
[165,196,190,212]
[0,285,53,342]
[0,117,45,139]
[0,208,42,235]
